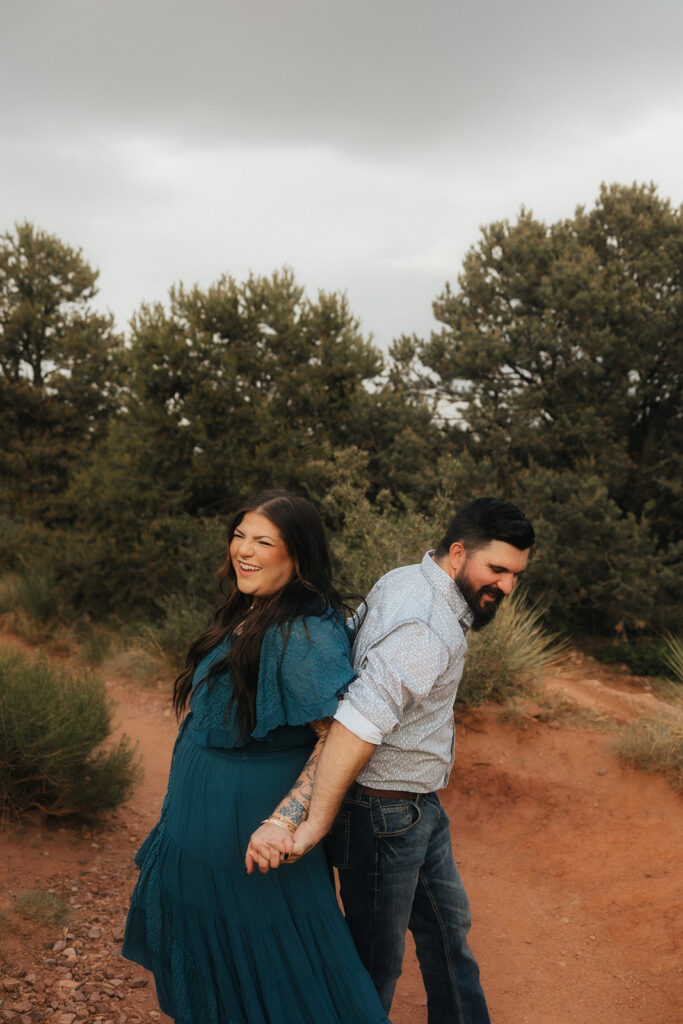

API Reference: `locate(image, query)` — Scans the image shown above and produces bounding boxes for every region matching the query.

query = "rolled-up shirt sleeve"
[334,699,383,744]
[344,621,450,739]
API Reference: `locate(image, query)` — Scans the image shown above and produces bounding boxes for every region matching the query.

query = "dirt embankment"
[0,637,681,1024]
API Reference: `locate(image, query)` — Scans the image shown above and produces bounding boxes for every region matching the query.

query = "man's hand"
[288,819,326,860]
[245,822,294,875]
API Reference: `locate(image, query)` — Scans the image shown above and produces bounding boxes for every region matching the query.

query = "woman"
[122,490,389,1024]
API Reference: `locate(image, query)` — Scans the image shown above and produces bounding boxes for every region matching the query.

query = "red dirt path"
[1,637,681,1023]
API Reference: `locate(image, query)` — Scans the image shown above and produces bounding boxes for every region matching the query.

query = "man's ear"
[448,541,467,577]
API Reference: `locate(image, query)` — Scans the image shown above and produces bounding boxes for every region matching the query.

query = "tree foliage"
[54,268,440,618]
[417,183,683,632]
[1,191,680,638]
[0,222,123,523]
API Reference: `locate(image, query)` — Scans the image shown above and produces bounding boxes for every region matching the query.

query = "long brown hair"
[172,490,348,736]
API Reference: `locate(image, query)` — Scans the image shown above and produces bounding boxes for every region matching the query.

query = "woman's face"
[229,511,295,599]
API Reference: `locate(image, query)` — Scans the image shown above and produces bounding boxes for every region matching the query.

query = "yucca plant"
[662,634,683,684]
[457,591,568,707]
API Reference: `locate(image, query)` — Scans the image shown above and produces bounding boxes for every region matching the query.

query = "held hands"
[289,820,322,860]
[244,818,325,874]
[245,821,294,874]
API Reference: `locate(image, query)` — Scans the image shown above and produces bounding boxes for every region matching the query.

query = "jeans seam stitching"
[416,865,464,1019]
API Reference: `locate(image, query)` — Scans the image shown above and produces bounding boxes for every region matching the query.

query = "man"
[286,497,535,1023]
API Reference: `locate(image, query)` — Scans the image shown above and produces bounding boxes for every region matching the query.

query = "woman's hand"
[245,821,294,875]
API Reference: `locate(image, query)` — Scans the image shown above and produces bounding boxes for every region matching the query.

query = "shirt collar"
[421,550,475,633]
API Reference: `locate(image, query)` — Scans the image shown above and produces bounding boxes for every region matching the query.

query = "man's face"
[455,540,530,630]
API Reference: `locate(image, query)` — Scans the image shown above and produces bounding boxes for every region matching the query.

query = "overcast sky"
[2,0,682,350]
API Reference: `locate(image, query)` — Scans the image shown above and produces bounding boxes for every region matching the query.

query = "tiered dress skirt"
[123,721,389,1024]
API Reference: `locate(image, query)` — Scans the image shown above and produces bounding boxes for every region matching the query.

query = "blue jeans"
[327,790,491,1024]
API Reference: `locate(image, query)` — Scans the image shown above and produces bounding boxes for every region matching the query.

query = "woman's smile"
[229,511,295,597]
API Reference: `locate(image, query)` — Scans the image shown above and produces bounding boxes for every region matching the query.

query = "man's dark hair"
[434,497,535,558]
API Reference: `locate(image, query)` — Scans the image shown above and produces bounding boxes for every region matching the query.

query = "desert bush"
[612,718,683,791]
[591,636,676,679]
[306,446,434,595]
[0,570,57,644]
[0,574,18,615]
[457,591,568,707]
[0,515,25,571]
[0,647,142,821]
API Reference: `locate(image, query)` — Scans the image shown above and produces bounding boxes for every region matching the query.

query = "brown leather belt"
[352,783,419,801]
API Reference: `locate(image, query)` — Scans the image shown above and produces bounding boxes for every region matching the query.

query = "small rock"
[596,768,608,776]
[129,978,148,990]
[52,940,67,952]
[88,927,102,939]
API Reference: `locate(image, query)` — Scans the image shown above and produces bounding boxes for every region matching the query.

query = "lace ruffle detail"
[189,612,355,747]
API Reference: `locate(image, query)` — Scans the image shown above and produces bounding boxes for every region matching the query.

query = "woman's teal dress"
[122,613,389,1024]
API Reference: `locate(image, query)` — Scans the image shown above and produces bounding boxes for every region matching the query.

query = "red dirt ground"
[1,636,681,1024]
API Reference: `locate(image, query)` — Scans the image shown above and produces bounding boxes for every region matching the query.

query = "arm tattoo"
[269,721,331,828]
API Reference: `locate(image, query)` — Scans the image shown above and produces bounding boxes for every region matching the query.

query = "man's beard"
[455,569,504,631]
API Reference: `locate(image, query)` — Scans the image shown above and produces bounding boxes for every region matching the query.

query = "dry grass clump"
[612,718,683,792]
[458,592,568,707]
[101,646,169,686]
[14,890,71,926]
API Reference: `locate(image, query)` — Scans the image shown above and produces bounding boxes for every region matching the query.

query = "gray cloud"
[4,0,682,152]
[1,0,681,348]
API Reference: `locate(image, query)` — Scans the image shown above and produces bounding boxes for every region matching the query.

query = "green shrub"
[591,637,677,679]
[613,718,683,791]
[457,591,568,706]
[305,446,434,595]
[0,648,142,821]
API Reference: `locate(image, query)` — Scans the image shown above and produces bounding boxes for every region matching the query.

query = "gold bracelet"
[261,817,296,834]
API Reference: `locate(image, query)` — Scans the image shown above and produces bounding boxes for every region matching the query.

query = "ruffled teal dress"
[122,612,389,1024]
